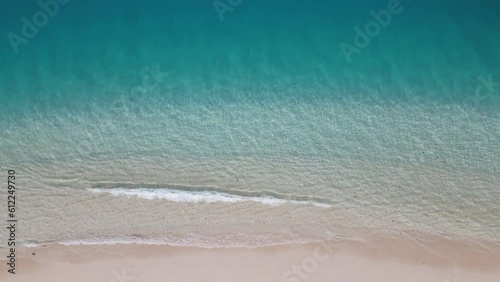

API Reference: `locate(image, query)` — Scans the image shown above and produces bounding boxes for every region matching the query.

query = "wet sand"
[2,236,500,282]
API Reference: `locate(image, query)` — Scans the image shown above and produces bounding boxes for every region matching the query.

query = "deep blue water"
[0,0,499,114]
[0,0,499,169]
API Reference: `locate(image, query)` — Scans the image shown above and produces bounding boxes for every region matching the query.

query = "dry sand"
[2,236,499,282]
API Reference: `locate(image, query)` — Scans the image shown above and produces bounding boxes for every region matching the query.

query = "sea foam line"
[21,236,315,249]
[88,187,331,208]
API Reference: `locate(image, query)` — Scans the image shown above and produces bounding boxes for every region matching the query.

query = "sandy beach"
[1,1,499,282]
[2,235,500,282]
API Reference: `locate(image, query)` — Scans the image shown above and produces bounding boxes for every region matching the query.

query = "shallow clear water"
[0,0,499,247]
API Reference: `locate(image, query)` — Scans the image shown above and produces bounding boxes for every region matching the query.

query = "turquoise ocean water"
[0,0,499,247]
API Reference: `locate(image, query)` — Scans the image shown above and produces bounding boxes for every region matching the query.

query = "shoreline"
[2,235,500,282]
[4,154,500,248]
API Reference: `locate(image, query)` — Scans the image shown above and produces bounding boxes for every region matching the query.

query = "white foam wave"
[88,188,330,208]
[21,237,308,249]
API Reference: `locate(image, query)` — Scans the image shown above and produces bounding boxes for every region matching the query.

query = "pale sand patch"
[2,238,499,282]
